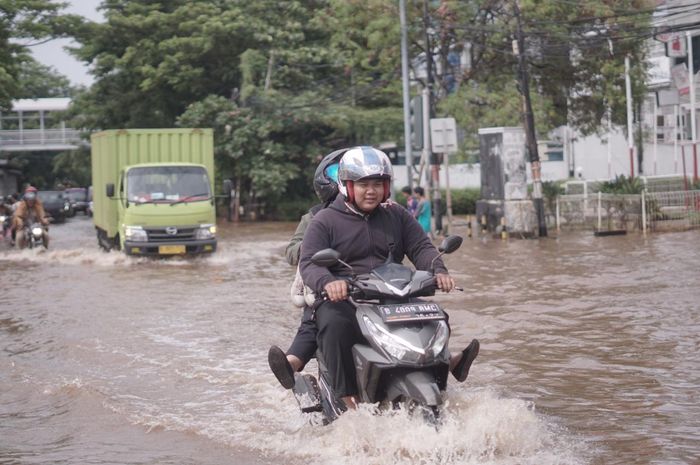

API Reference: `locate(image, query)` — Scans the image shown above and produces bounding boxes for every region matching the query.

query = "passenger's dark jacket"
[299,195,448,294]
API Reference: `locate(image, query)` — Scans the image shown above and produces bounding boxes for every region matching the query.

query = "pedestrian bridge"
[0,98,82,152]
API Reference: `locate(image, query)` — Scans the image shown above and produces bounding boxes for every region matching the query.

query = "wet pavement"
[1,215,698,465]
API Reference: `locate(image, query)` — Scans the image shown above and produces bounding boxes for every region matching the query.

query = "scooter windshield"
[371,262,413,288]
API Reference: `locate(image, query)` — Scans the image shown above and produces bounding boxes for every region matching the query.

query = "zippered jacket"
[299,195,448,294]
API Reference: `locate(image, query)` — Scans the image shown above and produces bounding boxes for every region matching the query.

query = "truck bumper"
[124,239,217,256]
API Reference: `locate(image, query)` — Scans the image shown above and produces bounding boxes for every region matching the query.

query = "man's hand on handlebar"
[435,273,455,293]
[324,280,349,302]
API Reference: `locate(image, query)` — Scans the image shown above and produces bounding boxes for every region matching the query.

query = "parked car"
[38,190,72,223]
[64,187,89,216]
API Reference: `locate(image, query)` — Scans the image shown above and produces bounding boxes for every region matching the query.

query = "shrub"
[270,197,314,221]
[435,188,479,215]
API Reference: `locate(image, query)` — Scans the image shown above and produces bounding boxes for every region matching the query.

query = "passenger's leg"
[268,307,317,389]
[286,306,317,371]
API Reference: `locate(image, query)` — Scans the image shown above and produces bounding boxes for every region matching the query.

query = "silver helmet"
[337,146,393,200]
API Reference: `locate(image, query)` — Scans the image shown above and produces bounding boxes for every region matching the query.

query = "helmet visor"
[24,192,37,201]
[324,163,339,183]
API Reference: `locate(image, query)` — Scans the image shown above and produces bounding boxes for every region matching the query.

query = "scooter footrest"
[292,374,323,413]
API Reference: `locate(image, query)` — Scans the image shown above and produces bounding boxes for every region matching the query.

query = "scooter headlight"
[195,224,216,240]
[0,215,6,222]
[362,315,424,363]
[429,321,449,357]
[32,226,43,237]
[124,225,148,242]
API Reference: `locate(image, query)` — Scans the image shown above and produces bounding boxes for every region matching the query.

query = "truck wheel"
[96,229,112,252]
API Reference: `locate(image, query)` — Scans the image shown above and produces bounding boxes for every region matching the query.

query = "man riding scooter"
[13,186,50,249]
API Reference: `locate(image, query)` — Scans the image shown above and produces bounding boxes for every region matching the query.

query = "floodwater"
[0,216,698,465]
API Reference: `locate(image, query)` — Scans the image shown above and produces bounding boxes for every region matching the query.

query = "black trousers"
[286,306,317,366]
[314,299,366,397]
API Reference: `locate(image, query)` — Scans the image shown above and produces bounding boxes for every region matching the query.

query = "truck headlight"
[362,315,424,363]
[124,225,148,242]
[195,224,216,240]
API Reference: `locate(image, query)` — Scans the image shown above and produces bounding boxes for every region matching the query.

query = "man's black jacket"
[299,194,448,294]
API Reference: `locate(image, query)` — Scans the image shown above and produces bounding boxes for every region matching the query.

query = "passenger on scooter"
[13,186,50,249]
[298,146,479,409]
[268,149,346,388]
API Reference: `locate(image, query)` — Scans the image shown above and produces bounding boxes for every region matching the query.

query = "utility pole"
[400,0,413,189]
[688,31,698,182]
[513,0,547,237]
[423,0,442,233]
[625,55,635,178]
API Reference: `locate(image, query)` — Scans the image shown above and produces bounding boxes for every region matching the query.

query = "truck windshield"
[127,166,211,204]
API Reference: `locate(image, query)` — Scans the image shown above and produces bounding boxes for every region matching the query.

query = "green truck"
[91,128,220,256]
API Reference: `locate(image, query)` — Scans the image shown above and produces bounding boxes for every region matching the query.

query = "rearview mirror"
[105,183,115,198]
[311,248,341,268]
[438,235,463,254]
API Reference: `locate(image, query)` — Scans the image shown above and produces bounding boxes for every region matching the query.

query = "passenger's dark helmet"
[313,148,348,203]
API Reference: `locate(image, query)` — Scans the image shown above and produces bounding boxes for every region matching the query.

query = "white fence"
[553,189,700,233]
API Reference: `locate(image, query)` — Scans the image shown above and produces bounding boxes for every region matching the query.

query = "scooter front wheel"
[401,399,441,425]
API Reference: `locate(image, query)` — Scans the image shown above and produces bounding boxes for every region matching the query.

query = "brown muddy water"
[0,216,698,465]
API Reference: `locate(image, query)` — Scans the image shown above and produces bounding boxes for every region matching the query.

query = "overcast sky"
[30,0,103,87]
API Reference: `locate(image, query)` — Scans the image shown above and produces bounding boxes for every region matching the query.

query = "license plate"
[378,303,445,324]
[159,245,186,255]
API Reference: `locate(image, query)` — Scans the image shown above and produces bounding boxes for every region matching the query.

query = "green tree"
[413,1,653,150]
[0,0,80,109]
[69,0,405,215]
[52,147,91,188]
[17,58,76,98]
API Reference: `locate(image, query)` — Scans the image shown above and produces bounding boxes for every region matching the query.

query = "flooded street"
[1,216,698,465]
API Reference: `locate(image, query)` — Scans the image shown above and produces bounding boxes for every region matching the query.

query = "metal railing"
[564,175,696,195]
[646,190,700,231]
[0,128,82,149]
[552,190,700,233]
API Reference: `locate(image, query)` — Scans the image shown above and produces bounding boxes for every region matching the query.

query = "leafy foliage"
[0,0,81,109]
[600,175,644,194]
[59,0,655,216]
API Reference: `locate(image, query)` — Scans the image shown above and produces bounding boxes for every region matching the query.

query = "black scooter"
[293,235,463,424]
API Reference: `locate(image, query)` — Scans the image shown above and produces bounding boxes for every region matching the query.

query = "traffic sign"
[430,117,458,153]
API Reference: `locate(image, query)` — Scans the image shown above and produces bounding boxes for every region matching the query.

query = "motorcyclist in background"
[0,195,14,240]
[13,186,50,249]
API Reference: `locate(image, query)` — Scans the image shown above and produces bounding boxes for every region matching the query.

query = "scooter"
[0,214,10,241]
[22,222,48,249]
[293,235,463,424]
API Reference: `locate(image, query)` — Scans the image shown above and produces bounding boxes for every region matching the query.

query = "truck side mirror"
[106,183,115,198]
[222,179,233,197]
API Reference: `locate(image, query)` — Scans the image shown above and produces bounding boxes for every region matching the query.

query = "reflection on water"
[0,216,698,465]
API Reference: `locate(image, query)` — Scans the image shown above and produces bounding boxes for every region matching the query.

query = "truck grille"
[146,227,196,242]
